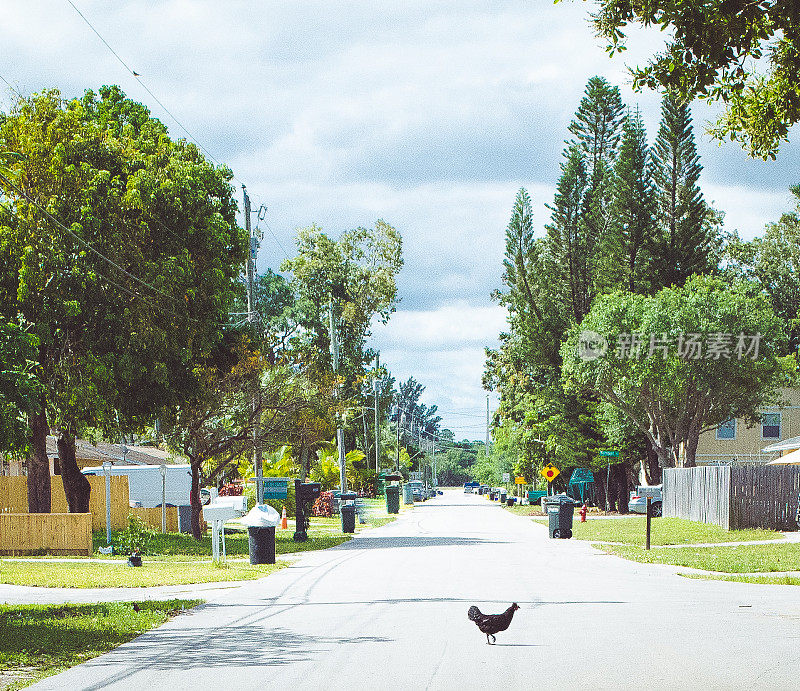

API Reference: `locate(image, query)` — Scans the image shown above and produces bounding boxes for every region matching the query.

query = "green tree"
[0,321,40,459]
[281,221,403,453]
[562,276,788,467]
[0,87,246,512]
[649,93,720,289]
[605,109,656,293]
[588,0,800,157]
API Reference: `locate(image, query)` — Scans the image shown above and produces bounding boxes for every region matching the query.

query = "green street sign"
[255,477,289,500]
[599,450,619,458]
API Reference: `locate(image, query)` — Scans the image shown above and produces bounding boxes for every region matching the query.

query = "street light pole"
[374,354,380,474]
[329,298,347,492]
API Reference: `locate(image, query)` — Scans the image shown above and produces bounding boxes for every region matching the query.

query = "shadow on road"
[333,536,509,549]
[74,627,392,690]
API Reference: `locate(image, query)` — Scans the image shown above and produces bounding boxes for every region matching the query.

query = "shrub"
[113,514,157,555]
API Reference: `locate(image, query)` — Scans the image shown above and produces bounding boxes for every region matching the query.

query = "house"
[694,387,800,465]
[0,436,183,476]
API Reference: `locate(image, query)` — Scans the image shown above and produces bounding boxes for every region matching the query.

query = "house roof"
[767,447,800,464]
[762,436,800,453]
[46,437,182,465]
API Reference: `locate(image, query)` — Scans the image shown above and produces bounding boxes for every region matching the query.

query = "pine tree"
[605,109,656,293]
[649,93,719,289]
[545,144,592,322]
[569,76,625,182]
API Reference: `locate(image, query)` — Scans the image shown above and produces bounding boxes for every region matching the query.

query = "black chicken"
[467,603,519,644]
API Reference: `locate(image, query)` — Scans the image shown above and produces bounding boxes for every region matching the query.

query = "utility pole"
[329,298,347,492]
[243,185,262,503]
[374,353,380,474]
[485,395,490,450]
[395,406,403,472]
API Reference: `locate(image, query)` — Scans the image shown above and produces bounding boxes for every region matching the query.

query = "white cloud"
[3,1,797,436]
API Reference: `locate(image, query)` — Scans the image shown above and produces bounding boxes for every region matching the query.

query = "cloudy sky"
[3,1,798,439]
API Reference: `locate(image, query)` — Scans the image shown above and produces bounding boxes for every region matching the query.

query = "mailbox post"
[637,485,660,550]
[293,480,321,542]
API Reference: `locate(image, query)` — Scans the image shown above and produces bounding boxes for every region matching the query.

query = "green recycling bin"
[545,495,575,539]
[385,485,400,514]
[341,492,357,533]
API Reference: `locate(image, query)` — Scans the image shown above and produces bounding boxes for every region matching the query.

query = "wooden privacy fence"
[0,513,92,555]
[664,465,800,531]
[0,475,130,531]
[131,506,180,532]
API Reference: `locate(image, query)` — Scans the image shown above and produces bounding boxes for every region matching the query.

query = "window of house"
[716,418,736,440]
[762,412,781,439]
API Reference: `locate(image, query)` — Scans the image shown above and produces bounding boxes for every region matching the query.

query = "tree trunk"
[684,430,699,468]
[593,470,608,511]
[190,456,203,541]
[645,440,662,485]
[613,463,630,513]
[27,405,51,513]
[57,431,91,513]
[300,445,308,482]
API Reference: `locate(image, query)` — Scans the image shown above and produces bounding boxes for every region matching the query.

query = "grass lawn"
[681,573,800,585]
[0,560,284,588]
[533,516,782,546]
[89,509,396,559]
[504,505,545,517]
[601,542,800,574]
[0,599,200,689]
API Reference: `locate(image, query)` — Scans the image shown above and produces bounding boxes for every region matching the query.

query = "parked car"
[463,481,480,493]
[629,485,663,516]
[409,480,426,501]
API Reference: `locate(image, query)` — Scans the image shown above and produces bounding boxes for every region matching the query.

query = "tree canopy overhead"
[587,0,800,158]
[0,86,246,512]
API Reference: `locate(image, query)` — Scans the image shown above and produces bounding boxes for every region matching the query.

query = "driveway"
[28,489,800,690]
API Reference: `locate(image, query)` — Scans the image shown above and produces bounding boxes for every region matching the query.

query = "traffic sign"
[599,450,619,458]
[514,476,525,484]
[502,472,510,483]
[539,464,560,482]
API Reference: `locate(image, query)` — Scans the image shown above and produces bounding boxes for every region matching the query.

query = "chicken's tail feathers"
[467,605,482,622]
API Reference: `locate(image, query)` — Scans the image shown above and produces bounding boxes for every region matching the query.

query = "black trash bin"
[545,496,575,539]
[341,492,357,533]
[386,485,400,514]
[248,526,276,564]
[500,491,507,503]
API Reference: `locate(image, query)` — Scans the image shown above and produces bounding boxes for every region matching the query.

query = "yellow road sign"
[515,476,525,484]
[539,464,560,482]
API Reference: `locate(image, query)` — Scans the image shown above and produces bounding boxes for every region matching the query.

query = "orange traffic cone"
[281,505,288,530]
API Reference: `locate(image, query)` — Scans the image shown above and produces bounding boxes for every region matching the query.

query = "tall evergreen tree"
[604,109,656,293]
[649,93,719,289]
[555,77,626,320]
[545,145,592,323]
[568,76,625,182]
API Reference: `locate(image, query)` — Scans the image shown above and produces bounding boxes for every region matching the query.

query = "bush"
[112,515,157,555]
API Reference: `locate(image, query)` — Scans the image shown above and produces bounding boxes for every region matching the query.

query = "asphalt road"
[30,490,800,690]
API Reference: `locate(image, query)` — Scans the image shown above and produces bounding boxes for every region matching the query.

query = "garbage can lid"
[240,504,280,527]
[341,492,357,500]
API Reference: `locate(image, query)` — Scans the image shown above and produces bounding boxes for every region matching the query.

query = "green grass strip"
[601,542,800,573]
[0,560,284,588]
[534,516,782,546]
[680,573,800,585]
[0,599,201,689]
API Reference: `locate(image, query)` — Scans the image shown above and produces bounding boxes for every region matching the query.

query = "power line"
[0,72,25,101]
[65,0,229,175]
[0,177,238,328]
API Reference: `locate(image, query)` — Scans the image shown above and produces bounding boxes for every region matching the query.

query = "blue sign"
[262,478,288,500]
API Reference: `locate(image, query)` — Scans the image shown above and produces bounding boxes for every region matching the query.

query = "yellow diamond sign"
[539,464,560,482]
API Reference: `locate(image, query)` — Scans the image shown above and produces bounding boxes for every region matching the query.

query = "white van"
[82,464,192,507]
